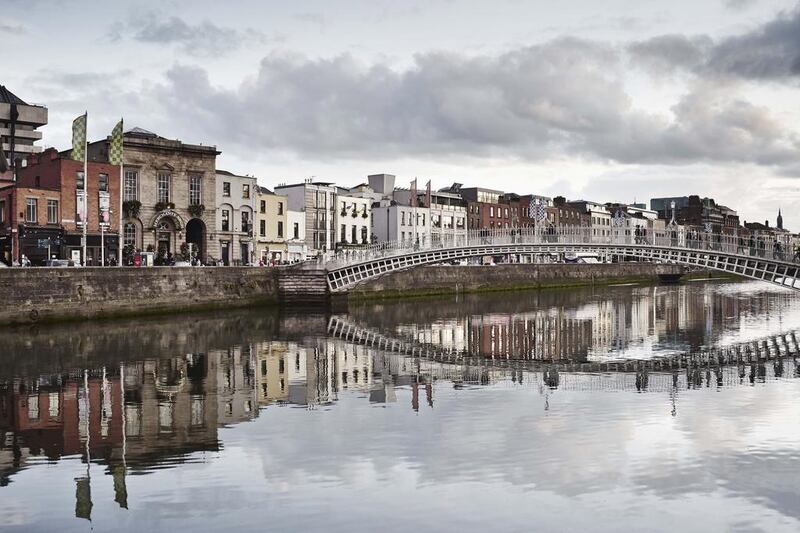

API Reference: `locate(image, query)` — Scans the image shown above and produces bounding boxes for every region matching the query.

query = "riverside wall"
[0,267,281,326]
[346,263,689,300]
[0,263,693,325]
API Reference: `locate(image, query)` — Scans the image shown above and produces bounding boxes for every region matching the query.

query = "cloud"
[724,0,758,10]
[0,22,26,35]
[136,41,798,170]
[116,12,269,56]
[629,5,800,80]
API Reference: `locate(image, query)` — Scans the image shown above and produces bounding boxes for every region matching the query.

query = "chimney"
[765,220,769,228]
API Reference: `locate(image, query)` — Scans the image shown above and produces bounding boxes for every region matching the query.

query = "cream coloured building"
[215,170,257,265]
[255,186,287,264]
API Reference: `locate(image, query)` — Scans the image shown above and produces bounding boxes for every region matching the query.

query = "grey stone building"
[88,128,219,263]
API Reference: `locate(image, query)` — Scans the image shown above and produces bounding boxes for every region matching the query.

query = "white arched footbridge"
[321,228,800,293]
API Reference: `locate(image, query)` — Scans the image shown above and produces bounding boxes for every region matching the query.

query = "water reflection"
[1,280,800,531]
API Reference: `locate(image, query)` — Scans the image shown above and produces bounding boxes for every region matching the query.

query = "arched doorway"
[186,218,206,263]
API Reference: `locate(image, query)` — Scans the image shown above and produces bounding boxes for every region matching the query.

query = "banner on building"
[99,192,110,225]
[72,113,87,162]
[76,191,86,225]
[109,119,123,165]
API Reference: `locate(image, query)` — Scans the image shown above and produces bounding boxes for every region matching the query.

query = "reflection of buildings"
[0,350,259,519]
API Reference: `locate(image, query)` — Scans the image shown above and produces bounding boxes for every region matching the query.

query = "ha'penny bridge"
[326,315,800,393]
[312,228,800,293]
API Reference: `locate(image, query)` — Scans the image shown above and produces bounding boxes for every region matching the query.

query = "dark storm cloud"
[115,13,267,56]
[142,40,798,168]
[629,4,800,79]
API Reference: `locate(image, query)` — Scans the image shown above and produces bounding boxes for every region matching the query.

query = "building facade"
[335,188,372,248]
[1,148,120,265]
[1,85,48,179]
[87,127,219,264]
[215,170,257,265]
[254,186,287,264]
[275,181,337,256]
[286,210,307,262]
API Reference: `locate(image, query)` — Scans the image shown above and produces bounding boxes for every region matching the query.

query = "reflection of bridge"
[327,315,800,376]
[323,228,800,292]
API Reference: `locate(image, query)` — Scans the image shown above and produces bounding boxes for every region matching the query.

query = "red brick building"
[1,148,121,265]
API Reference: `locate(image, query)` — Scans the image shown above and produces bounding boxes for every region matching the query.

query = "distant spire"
[777,208,784,230]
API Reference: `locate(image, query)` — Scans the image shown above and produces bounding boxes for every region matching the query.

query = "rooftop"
[0,85,26,105]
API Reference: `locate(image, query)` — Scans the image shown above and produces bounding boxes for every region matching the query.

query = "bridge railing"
[326,226,798,269]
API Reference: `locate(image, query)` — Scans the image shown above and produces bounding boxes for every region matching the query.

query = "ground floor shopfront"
[216,232,254,266]
[255,241,287,265]
[0,226,119,266]
[64,233,120,266]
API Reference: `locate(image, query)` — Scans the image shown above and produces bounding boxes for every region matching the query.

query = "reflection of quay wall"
[0,267,279,325]
[0,310,331,380]
[348,263,687,299]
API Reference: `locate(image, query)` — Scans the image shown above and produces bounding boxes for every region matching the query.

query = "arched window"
[124,222,137,247]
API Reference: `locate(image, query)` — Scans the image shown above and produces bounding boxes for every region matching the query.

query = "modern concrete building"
[87,127,219,264]
[0,85,48,179]
[216,170,257,265]
[254,185,287,264]
[274,180,337,256]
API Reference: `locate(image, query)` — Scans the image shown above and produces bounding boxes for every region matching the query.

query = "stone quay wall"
[347,263,689,300]
[0,267,281,326]
[0,263,692,325]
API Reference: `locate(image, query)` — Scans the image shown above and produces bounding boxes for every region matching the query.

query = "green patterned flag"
[109,118,123,165]
[72,113,87,162]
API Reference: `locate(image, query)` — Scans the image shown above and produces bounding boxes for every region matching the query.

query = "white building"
[286,209,308,262]
[567,200,612,241]
[275,180,337,256]
[216,170,257,265]
[336,187,372,247]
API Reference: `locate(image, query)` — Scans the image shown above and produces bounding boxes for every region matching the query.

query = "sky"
[4,0,800,228]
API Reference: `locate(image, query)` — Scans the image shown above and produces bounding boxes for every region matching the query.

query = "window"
[157,173,170,203]
[222,209,230,231]
[260,220,266,237]
[293,222,299,239]
[0,200,5,224]
[47,199,58,224]
[361,226,368,244]
[76,172,85,190]
[241,211,250,233]
[35,176,40,187]
[278,202,283,215]
[124,222,136,246]
[277,221,283,238]
[341,224,347,242]
[351,226,357,243]
[223,182,231,197]
[242,184,250,199]
[189,175,202,205]
[99,174,109,192]
[260,200,266,214]
[124,170,138,201]
[26,198,37,223]
[490,206,494,217]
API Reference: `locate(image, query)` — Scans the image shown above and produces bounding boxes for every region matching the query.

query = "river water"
[1,280,800,532]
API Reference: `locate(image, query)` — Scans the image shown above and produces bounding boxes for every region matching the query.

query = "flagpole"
[117,120,123,267]
[82,112,88,266]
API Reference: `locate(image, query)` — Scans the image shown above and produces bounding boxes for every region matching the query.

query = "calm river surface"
[2,280,800,532]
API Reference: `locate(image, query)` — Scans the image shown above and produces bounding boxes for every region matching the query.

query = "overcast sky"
[4,0,800,228]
